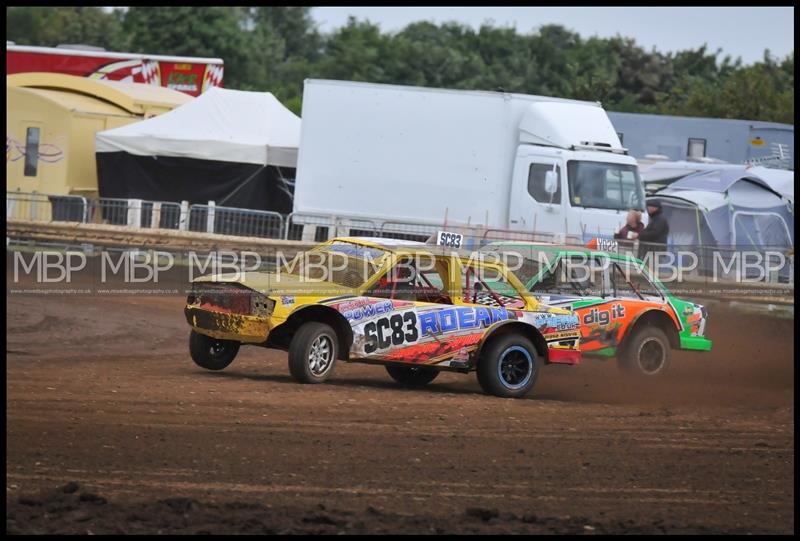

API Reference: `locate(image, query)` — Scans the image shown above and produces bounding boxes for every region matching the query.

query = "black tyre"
[477,334,541,398]
[288,322,338,384]
[385,364,440,387]
[619,325,671,376]
[189,330,240,371]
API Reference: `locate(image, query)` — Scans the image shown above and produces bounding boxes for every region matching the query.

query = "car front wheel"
[288,322,339,384]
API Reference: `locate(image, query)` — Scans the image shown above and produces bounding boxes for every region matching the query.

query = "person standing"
[629,200,669,263]
[614,210,645,241]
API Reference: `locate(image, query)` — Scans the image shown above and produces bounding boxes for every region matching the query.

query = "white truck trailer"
[293,79,646,239]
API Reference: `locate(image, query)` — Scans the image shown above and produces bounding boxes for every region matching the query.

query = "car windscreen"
[279,241,389,288]
[483,247,559,287]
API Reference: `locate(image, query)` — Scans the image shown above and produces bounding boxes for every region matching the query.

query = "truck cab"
[506,101,646,239]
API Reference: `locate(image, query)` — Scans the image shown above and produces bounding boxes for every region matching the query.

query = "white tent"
[95,87,301,214]
[96,87,300,168]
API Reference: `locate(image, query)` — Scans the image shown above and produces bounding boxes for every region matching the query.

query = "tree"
[315,17,391,83]
[385,21,487,89]
[7,6,127,50]
[253,7,323,61]
[122,7,257,89]
[5,8,794,123]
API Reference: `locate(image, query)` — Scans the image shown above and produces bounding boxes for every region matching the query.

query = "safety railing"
[610,241,795,285]
[94,197,184,229]
[480,227,585,246]
[7,192,89,223]
[7,191,794,286]
[283,212,380,241]
[189,204,284,239]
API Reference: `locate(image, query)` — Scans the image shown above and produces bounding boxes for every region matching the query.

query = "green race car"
[482,240,713,376]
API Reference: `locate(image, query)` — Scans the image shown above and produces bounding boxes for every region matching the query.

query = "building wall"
[7,86,72,195]
[7,86,168,197]
[608,112,794,169]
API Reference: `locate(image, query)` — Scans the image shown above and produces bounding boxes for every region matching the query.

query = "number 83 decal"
[364,312,419,354]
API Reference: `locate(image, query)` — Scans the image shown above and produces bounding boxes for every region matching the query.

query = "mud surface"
[6,287,794,534]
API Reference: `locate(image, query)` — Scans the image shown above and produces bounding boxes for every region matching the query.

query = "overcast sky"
[311,7,794,64]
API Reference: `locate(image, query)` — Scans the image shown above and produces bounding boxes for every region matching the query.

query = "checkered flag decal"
[202,64,224,92]
[141,60,161,86]
[473,292,519,308]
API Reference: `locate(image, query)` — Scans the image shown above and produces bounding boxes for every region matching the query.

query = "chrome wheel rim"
[308,335,333,376]
[637,338,665,375]
[497,346,534,389]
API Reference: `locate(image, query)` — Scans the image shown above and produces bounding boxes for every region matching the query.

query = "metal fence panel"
[190,205,284,239]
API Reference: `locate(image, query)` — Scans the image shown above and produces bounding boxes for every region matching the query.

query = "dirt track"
[6,287,795,533]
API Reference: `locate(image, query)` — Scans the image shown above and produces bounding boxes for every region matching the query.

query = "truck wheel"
[619,326,671,376]
[288,322,338,384]
[477,334,540,398]
[189,330,240,371]
[385,364,439,387]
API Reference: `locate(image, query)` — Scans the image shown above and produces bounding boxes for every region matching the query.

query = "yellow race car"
[185,237,581,398]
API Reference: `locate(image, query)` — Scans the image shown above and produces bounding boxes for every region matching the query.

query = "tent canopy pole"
[218,164,268,206]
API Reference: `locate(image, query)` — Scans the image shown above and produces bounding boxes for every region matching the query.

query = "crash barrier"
[6,222,793,308]
[284,213,587,246]
[595,240,794,286]
[6,219,316,261]
[283,212,381,241]
[7,191,794,286]
[6,191,600,246]
[6,192,88,223]
[480,228,584,245]
[6,191,284,239]
[188,204,284,239]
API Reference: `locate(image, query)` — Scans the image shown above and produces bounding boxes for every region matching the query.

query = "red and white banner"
[7,45,223,97]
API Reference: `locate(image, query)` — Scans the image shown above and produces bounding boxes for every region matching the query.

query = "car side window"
[611,262,662,299]
[532,256,604,297]
[460,265,525,308]
[367,256,453,304]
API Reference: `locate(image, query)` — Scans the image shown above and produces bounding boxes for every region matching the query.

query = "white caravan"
[293,79,646,238]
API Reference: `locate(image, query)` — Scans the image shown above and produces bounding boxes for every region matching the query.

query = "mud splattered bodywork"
[185,282,273,342]
[184,238,582,371]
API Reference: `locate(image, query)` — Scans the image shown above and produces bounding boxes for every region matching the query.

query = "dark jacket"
[638,208,669,246]
[614,222,645,240]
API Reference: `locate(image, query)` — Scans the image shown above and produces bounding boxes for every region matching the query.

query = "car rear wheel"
[619,326,671,376]
[288,322,338,384]
[385,364,440,387]
[477,334,540,398]
[189,330,240,371]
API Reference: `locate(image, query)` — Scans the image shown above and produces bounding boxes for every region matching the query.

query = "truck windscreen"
[567,161,645,211]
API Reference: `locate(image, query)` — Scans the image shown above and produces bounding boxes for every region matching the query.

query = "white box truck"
[293,79,646,238]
